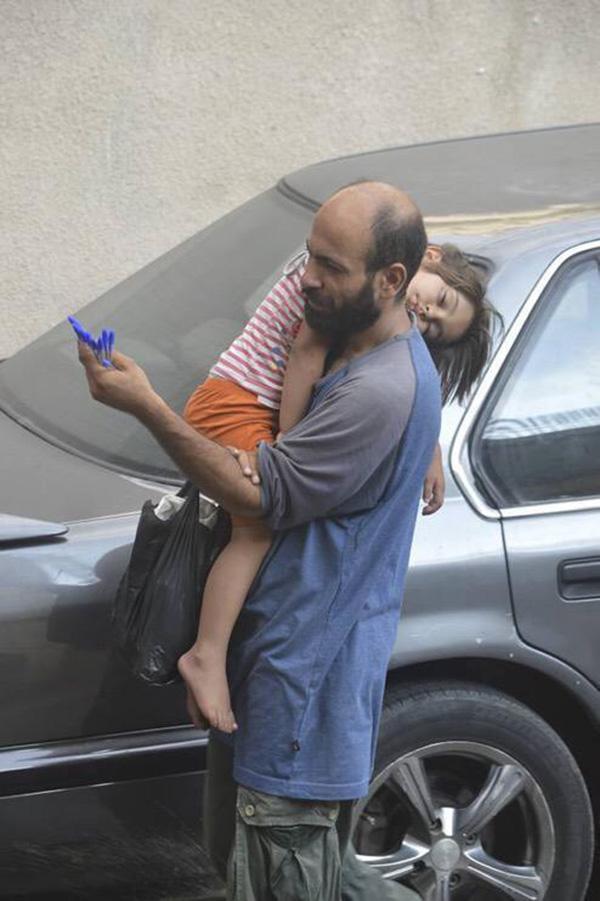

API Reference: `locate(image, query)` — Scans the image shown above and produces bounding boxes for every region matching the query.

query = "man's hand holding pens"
[68,316,115,367]
[77,341,159,420]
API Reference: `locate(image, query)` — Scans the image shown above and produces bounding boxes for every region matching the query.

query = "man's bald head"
[328,179,420,214]
[320,180,427,298]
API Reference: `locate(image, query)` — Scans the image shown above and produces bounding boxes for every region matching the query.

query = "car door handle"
[558,558,600,601]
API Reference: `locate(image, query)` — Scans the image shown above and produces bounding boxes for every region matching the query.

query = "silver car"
[1,124,599,901]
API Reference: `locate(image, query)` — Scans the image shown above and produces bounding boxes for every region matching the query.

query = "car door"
[468,243,600,685]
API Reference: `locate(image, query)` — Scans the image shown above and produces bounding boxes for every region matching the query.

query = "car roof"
[280,124,600,290]
[280,123,600,220]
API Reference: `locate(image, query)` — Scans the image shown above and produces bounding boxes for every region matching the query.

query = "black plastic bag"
[113,481,231,685]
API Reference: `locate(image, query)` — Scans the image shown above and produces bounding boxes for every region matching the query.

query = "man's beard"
[303,276,381,339]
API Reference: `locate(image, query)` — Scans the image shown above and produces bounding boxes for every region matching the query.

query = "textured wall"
[2,0,599,358]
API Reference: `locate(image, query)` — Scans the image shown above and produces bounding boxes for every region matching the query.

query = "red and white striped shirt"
[210,262,307,409]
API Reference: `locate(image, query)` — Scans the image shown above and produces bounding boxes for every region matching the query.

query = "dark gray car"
[1,124,599,901]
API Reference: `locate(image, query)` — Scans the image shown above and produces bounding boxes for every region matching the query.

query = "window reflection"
[477,256,600,506]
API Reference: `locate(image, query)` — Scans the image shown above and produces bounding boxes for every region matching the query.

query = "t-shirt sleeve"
[258,371,415,531]
[250,271,305,338]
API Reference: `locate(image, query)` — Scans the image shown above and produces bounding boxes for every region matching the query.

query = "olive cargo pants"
[204,736,421,900]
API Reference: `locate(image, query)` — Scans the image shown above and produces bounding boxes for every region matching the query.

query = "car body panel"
[394,490,600,725]
[0,513,189,749]
[0,513,68,543]
[503,509,600,690]
[0,408,168,523]
[396,496,513,661]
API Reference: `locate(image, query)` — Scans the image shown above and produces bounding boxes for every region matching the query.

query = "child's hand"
[227,447,261,485]
[422,444,445,515]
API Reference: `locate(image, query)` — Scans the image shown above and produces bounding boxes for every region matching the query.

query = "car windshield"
[0,188,312,482]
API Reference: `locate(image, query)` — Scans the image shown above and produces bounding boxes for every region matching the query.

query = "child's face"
[406,268,474,345]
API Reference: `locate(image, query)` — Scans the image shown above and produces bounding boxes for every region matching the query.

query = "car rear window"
[0,188,312,482]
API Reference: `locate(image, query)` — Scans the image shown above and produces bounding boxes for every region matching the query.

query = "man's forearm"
[139,393,263,519]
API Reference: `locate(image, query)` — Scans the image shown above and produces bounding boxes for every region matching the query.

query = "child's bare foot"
[177,646,238,734]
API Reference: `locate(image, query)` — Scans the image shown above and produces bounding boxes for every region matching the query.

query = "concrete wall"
[2,0,599,358]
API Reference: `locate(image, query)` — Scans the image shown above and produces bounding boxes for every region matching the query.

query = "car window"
[0,191,312,481]
[473,253,600,507]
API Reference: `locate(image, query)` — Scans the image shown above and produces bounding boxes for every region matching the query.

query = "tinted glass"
[475,253,600,507]
[0,189,312,481]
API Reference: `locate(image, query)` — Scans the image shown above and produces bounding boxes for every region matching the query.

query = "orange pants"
[184,377,277,526]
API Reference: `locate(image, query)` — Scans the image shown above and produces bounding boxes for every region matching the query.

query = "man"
[79,181,440,900]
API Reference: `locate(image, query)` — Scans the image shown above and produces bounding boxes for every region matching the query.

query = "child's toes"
[216,709,234,734]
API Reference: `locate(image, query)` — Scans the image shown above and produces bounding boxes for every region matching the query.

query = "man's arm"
[139,393,263,518]
[258,372,414,531]
[78,344,262,520]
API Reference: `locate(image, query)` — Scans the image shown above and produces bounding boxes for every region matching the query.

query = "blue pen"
[67,317,115,366]
[103,330,116,367]
[67,316,85,342]
[68,316,93,348]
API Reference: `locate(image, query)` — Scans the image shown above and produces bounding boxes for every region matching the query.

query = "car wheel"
[353,681,594,901]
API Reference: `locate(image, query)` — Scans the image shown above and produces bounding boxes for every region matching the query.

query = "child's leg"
[177,520,272,734]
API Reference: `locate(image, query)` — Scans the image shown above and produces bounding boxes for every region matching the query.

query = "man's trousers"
[204,735,421,900]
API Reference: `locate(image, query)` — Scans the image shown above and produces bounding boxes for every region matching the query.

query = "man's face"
[300,200,382,340]
[303,268,380,338]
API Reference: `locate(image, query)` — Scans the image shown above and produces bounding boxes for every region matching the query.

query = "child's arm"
[278,320,329,434]
[422,442,445,515]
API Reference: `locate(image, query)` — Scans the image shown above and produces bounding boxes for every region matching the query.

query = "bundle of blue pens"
[68,316,115,368]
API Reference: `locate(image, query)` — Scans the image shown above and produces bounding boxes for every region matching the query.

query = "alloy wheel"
[353,741,555,900]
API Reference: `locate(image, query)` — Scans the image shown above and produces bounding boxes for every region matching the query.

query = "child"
[178,244,496,733]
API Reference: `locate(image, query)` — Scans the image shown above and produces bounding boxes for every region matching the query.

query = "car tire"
[352,680,594,901]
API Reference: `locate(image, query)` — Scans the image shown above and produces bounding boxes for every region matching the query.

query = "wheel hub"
[430,836,461,872]
[353,740,556,899]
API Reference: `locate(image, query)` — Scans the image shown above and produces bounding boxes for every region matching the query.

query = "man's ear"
[380,262,407,298]
[423,245,442,263]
